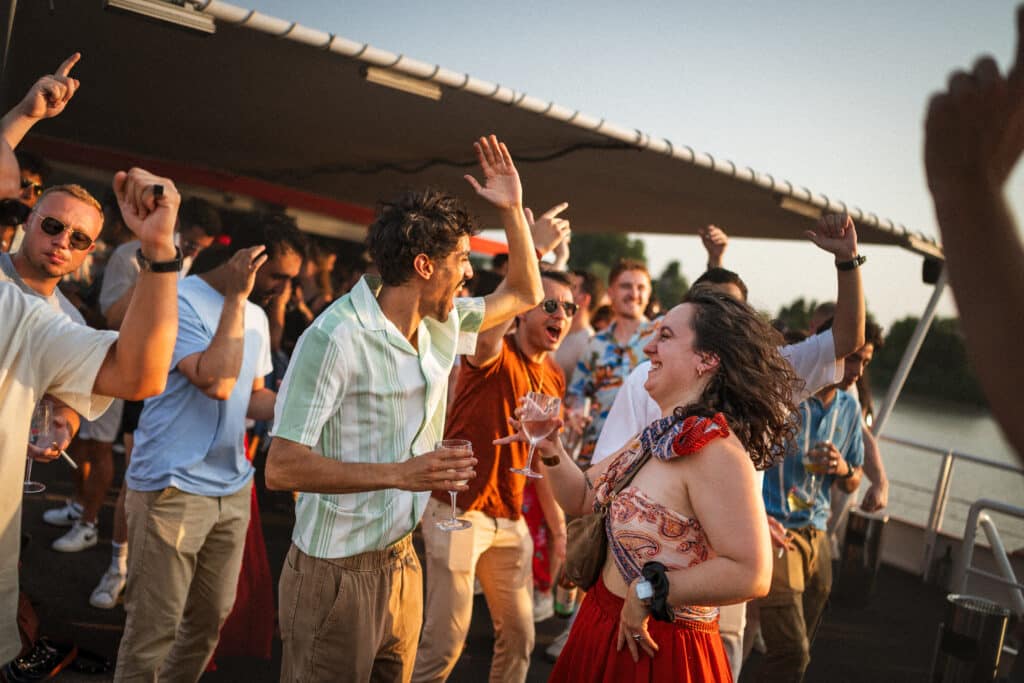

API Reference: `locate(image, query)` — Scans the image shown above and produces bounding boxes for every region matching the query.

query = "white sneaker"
[89,568,127,609]
[545,617,575,661]
[533,591,554,623]
[51,521,97,552]
[42,499,82,527]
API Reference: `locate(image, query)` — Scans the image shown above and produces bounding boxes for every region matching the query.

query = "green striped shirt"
[272,275,485,558]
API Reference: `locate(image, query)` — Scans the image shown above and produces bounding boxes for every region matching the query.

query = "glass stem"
[449,490,458,522]
[525,442,537,472]
[25,458,33,482]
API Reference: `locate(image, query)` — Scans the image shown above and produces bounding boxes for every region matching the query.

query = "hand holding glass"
[510,391,561,479]
[787,442,830,513]
[435,439,473,532]
[25,401,54,494]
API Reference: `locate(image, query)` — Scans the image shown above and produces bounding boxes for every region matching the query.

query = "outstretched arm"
[1,53,80,149]
[806,213,865,359]
[92,169,179,400]
[465,136,543,331]
[924,7,1024,459]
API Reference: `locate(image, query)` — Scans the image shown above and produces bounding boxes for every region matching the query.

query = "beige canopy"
[1,0,942,261]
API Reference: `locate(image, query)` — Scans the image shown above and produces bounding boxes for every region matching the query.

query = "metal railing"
[951,499,1024,618]
[876,434,1024,580]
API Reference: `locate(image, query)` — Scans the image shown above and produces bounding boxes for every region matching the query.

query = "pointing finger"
[541,202,570,220]
[56,52,80,78]
[524,207,535,225]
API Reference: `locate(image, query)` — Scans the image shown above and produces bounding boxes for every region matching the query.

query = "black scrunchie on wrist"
[641,561,673,623]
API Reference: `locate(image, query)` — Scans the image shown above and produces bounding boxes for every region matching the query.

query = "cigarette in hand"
[59,450,78,470]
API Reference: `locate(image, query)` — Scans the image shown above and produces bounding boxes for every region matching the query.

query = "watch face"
[636,580,654,601]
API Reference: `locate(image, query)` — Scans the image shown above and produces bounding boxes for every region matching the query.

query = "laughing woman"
[498,286,799,682]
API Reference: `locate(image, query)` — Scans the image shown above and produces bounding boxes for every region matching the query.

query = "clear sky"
[242,0,1021,329]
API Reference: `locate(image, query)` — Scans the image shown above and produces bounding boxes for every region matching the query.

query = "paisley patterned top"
[593,413,731,624]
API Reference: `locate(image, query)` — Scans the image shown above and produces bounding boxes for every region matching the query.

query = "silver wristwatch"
[635,579,654,604]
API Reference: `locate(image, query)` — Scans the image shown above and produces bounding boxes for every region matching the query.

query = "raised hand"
[925,7,1024,197]
[525,202,570,255]
[17,53,81,121]
[697,225,729,268]
[805,213,858,261]
[113,168,180,259]
[224,245,269,299]
[464,135,523,210]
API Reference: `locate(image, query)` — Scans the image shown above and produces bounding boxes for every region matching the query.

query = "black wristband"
[838,461,856,479]
[835,254,866,271]
[136,246,183,273]
[641,561,673,623]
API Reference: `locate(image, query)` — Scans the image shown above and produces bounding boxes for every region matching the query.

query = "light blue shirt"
[127,276,272,496]
[763,389,864,530]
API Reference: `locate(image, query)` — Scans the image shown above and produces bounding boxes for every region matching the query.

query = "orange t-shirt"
[437,336,565,520]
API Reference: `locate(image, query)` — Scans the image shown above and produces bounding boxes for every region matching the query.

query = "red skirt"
[549,576,733,683]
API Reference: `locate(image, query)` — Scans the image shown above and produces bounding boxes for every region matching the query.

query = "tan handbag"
[563,449,652,590]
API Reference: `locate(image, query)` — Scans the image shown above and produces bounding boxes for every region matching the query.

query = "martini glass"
[510,391,561,479]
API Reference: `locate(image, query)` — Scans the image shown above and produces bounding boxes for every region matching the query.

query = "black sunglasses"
[0,199,31,226]
[20,178,43,198]
[37,214,94,251]
[540,298,578,317]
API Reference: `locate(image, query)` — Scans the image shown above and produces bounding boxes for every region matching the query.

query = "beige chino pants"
[115,483,251,683]
[413,497,535,683]
[278,534,423,683]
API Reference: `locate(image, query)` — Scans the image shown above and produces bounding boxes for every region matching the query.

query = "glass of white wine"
[435,439,473,532]
[510,391,561,479]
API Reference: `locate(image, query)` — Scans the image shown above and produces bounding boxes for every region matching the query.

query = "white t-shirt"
[591,330,842,464]
[0,283,117,663]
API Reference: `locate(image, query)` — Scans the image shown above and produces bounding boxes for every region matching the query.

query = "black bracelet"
[641,561,673,623]
[835,254,867,271]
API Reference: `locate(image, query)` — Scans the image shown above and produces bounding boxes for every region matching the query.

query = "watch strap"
[835,254,867,271]
[136,246,183,273]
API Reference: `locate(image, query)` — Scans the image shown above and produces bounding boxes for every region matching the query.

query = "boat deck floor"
[14,461,973,682]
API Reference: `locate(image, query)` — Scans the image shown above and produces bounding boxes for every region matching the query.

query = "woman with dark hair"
[498,286,799,681]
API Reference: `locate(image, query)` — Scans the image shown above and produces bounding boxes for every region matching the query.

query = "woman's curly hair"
[673,285,801,469]
[367,188,478,286]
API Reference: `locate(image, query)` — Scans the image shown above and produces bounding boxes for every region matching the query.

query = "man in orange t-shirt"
[413,271,575,683]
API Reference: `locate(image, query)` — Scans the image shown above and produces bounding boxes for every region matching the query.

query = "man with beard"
[113,219,304,682]
[265,135,544,682]
[414,270,575,683]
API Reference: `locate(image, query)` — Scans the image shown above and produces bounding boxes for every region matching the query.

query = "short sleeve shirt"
[271,275,485,558]
[763,389,865,530]
[0,284,116,663]
[0,252,85,324]
[127,276,272,496]
[567,320,657,466]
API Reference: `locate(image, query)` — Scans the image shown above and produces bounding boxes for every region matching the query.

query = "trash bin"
[832,507,888,606]
[931,594,1010,682]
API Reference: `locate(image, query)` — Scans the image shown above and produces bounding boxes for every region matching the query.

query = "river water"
[875,392,1024,550]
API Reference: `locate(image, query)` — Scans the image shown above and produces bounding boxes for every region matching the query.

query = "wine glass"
[510,391,561,479]
[25,401,53,494]
[787,442,828,514]
[435,439,473,532]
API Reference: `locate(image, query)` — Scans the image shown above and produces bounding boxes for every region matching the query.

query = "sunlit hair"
[608,258,649,286]
[676,284,800,469]
[693,267,748,302]
[367,188,478,286]
[38,184,102,216]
